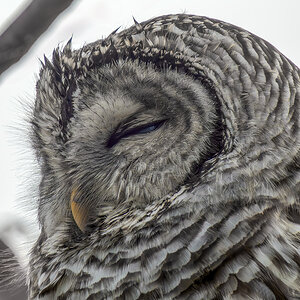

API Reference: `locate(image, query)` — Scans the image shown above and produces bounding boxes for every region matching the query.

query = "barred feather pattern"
[29,14,300,299]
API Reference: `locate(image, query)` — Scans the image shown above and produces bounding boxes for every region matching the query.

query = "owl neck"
[28,187,299,298]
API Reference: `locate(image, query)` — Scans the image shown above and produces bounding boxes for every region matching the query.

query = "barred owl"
[29,14,300,299]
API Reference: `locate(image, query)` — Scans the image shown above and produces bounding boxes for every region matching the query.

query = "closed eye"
[107,120,165,148]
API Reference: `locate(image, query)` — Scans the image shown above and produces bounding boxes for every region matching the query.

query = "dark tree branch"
[0,0,76,76]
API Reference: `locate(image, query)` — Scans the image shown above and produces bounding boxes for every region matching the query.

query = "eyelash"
[107,120,165,148]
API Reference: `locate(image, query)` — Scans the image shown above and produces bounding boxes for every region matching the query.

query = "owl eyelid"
[106,119,166,148]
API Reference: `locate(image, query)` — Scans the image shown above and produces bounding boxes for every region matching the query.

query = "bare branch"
[0,0,76,76]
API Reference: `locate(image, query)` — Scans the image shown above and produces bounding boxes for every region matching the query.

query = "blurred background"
[0,0,300,298]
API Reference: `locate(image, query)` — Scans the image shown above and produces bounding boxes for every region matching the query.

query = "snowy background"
[0,1,300,296]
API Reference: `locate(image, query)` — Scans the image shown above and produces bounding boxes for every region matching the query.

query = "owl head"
[32,14,299,239]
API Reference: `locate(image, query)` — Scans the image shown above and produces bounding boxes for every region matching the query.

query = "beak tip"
[70,190,88,232]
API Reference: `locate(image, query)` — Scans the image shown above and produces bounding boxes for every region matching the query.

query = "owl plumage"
[29,14,300,299]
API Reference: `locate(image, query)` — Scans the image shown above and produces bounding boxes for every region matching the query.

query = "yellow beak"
[70,189,89,232]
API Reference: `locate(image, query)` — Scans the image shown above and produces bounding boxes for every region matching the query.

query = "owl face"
[53,60,218,231]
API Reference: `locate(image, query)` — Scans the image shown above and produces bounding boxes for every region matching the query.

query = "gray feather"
[28,14,300,299]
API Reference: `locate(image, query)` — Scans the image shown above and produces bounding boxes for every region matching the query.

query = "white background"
[0,0,300,245]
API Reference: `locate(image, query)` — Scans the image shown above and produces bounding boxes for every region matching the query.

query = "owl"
[28,14,300,299]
